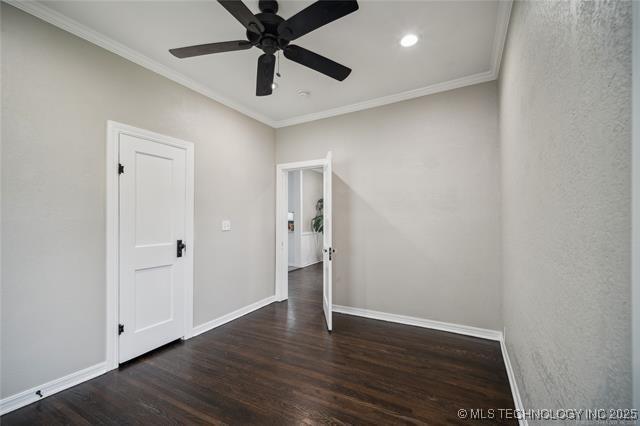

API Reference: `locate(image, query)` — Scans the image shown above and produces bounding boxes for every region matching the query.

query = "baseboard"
[0,300,520,420]
[191,295,276,338]
[332,305,524,420]
[500,338,527,426]
[292,260,322,269]
[0,362,107,416]
[1,296,277,416]
[332,305,503,341]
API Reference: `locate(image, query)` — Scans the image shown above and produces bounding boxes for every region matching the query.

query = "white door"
[119,133,187,363]
[322,152,333,331]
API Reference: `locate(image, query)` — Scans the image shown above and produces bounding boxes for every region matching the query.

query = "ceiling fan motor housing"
[247,12,288,55]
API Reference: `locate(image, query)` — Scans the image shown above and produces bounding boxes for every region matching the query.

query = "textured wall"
[499,0,632,409]
[1,5,275,398]
[277,82,502,330]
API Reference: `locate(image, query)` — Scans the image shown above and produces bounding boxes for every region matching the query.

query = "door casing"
[106,121,194,371]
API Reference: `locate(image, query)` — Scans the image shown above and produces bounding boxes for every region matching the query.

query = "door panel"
[134,265,173,332]
[134,152,174,245]
[119,133,187,363]
[322,152,333,331]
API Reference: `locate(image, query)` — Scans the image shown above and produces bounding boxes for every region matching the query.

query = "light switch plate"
[221,220,231,231]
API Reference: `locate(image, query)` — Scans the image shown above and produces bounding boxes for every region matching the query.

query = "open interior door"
[322,151,333,331]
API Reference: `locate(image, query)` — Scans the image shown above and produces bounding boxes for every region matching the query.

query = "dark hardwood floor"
[3,263,515,425]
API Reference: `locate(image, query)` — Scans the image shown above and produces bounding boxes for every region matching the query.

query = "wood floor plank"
[2,263,515,424]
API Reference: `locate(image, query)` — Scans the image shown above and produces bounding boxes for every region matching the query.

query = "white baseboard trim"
[0,296,277,416]
[292,260,322,269]
[0,362,107,415]
[332,304,526,420]
[191,295,276,338]
[0,300,522,420]
[332,305,503,341]
[500,338,527,426]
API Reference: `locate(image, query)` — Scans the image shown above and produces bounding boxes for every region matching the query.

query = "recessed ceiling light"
[271,82,278,90]
[297,90,310,97]
[400,34,418,47]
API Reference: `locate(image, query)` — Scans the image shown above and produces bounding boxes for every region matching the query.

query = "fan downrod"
[258,0,278,14]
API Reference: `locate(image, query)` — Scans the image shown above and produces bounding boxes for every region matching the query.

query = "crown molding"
[271,0,512,128]
[271,70,496,128]
[6,0,512,129]
[4,0,279,127]
[490,0,513,77]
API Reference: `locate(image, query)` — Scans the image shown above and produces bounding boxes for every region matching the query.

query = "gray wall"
[1,4,275,398]
[302,170,323,233]
[276,82,502,330]
[499,0,632,409]
[5,0,632,409]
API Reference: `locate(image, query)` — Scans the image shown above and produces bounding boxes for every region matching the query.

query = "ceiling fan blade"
[169,40,252,58]
[284,45,351,81]
[256,53,275,96]
[218,0,265,34]
[278,1,358,41]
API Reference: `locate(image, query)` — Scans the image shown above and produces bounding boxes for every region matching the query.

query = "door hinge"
[118,163,125,175]
[118,324,124,335]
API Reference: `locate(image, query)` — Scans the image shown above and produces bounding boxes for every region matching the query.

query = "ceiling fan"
[169,0,359,96]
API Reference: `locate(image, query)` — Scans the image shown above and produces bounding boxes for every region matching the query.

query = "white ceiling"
[13,0,511,127]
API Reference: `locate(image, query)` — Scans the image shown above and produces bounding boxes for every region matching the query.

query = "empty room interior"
[1,0,638,424]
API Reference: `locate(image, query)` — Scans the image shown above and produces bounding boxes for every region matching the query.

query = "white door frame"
[105,121,195,371]
[632,0,639,410]
[275,157,328,301]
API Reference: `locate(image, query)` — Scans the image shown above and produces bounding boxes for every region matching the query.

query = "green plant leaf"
[311,198,324,233]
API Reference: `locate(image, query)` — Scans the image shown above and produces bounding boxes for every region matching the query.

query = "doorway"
[287,167,324,272]
[275,152,333,330]
[106,121,195,370]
